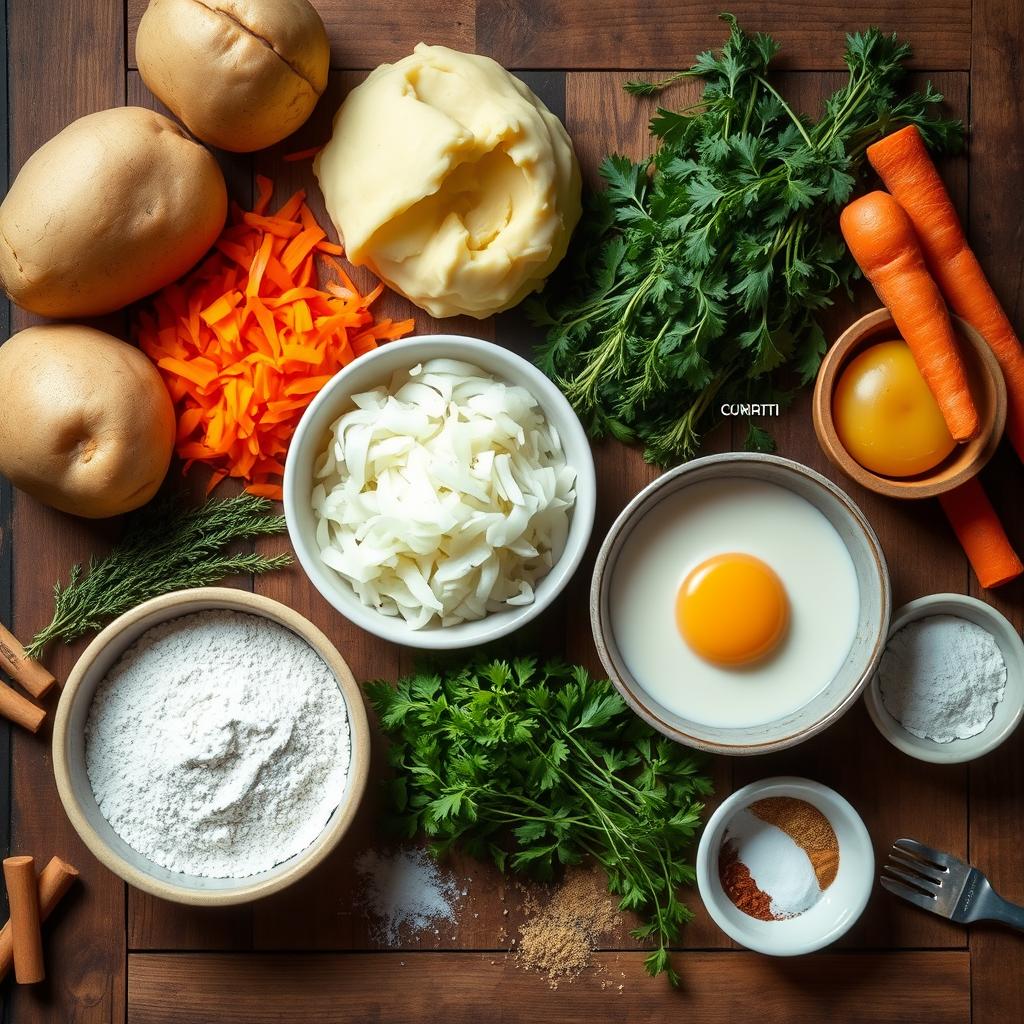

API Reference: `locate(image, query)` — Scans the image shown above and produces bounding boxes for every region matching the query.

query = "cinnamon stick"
[0,856,78,983]
[0,680,46,733]
[0,623,56,699]
[3,856,44,983]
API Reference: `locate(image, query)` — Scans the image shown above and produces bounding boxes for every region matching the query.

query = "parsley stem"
[754,75,814,149]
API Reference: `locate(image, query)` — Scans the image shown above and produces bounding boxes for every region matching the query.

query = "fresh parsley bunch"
[533,14,963,464]
[367,657,712,984]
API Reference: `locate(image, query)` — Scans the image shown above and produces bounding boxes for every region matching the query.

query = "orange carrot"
[868,125,1024,462]
[135,175,414,500]
[840,191,980,443]
[938,477,1023,589]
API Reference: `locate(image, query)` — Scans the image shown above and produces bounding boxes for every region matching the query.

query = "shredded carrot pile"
[136,175,413,501]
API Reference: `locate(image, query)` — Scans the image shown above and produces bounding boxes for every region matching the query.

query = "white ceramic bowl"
[590,453,891,755]
[864,594,1024,764]
[696,777,874,955]
[53,588,370,906]
[284,335,596,650]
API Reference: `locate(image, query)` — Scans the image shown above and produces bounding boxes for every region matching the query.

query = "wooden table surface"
[2,1,1023,1021]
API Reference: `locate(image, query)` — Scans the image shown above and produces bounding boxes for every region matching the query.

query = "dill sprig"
[26,493,292,658]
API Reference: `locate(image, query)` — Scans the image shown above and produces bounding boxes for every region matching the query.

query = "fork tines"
[880,838,953,914]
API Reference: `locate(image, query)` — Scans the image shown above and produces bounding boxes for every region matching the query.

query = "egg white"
[609,477,860,729]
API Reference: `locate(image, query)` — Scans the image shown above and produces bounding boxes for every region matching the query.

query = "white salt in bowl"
[696,777,873,955]
[864,594,1024,764]
[52,587,371,906]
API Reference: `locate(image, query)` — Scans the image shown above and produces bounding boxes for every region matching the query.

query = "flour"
[878,614,1006,743]
[86,610,351,879]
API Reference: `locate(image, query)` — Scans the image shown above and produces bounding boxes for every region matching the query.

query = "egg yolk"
[833,339,956,478]
[675,553,789,666]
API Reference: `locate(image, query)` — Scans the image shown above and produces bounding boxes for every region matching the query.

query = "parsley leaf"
[531,14,963,465]
[367,658,713,984]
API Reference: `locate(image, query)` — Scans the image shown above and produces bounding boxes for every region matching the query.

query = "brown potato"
[0,107,227,319]
[137,0,330,153]
[0,325,176,519]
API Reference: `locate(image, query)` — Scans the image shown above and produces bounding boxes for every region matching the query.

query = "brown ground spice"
[718,841,774,920]
[749,796,839,889]
[515,867,620,987]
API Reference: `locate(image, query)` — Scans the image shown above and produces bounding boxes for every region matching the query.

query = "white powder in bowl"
[878,614,1006,743]
[85,609,351,879]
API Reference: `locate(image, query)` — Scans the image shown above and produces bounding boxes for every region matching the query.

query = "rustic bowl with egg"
[284,334,597,650]
[812,307,1006,499]
[591,452,891,756]
[696,777,874,955]
[52,587,370,906]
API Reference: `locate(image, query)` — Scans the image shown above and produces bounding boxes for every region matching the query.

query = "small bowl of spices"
[53,587,370,905]
[696,777,873,955]
[864,593,1024,764]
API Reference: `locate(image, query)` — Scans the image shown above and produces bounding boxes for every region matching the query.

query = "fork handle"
[977,888,1024,931]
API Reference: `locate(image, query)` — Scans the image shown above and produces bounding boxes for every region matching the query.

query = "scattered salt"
[723,809,820,918]
[355,847,461,943]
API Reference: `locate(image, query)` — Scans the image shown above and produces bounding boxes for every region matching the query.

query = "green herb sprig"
[367,657,713,984]
[532,14,963,464]
[26,493,291,658]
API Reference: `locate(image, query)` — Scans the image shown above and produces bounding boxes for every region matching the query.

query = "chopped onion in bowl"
[311,359,577,629]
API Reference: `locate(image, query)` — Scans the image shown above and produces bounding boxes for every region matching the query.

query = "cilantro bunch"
[367,658,712,984]
[533,14,963,464]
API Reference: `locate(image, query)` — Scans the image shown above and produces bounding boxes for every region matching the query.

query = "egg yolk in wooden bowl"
[675,552,789,666]
[833,339,956,478]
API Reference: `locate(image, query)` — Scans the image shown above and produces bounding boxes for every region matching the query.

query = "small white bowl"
[696,777,874,955]
[283,335,597,650]
[864,594,1024,764]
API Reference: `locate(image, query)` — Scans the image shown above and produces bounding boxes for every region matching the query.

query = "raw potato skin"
[0,107,227,319]
[0,326,176,519]
[137,0,330,153]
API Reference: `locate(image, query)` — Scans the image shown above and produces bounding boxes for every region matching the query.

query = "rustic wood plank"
[127,0,475,71]
[0,0,11,911]
[477,1,971,71]
[563,69,734,950]
[731,70,971,950]
[967,0,1024,1020]
[126,951,969,1023]
[6,1,127,1020]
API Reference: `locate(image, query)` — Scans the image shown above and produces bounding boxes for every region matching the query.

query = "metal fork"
[881,838,1024,930]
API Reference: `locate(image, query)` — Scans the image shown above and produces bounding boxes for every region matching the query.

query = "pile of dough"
[315,44,581,319]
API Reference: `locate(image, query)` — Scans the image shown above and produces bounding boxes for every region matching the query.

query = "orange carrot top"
[839,190,980,443]
[868,125,1024,462]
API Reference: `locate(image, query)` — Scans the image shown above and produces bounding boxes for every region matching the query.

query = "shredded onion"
[312,359,577,629]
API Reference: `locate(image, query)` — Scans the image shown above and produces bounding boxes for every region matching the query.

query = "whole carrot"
[868,125,1024,463]
[840,191,980,443]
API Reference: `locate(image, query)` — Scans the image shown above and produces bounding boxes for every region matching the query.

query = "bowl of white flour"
[52,587,370,905]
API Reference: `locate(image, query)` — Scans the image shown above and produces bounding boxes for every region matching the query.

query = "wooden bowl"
[53,587,371,906]
[812,308,1006,499]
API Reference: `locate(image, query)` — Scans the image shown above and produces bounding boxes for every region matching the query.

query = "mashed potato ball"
[315,44,582,319]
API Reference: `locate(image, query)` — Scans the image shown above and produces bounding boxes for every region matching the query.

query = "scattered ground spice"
[515,867,620,988]
[718,842,774,921]
[750,796,839,889]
